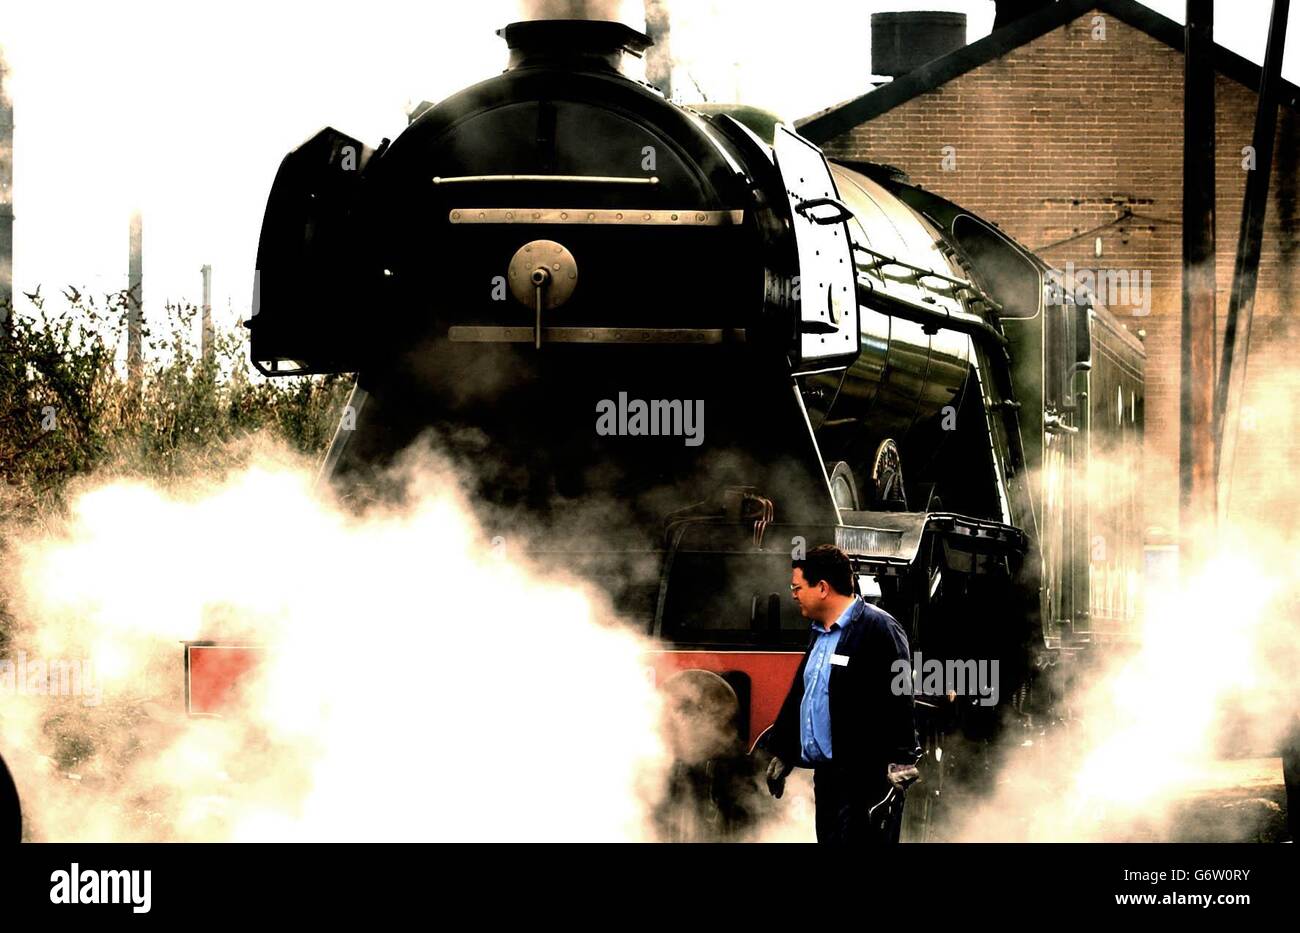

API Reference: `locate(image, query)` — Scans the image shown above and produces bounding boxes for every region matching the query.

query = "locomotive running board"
[834,510,1027,575]
[660,511,1026,575]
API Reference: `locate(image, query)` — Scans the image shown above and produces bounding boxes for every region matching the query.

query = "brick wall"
[818,9,1300,536]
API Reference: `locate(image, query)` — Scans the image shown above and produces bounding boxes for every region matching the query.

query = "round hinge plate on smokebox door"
[507,240,579,309]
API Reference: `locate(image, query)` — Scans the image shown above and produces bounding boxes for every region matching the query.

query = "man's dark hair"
[793,544,855,596]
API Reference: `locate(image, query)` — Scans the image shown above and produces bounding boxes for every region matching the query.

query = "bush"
[0,287,351,515]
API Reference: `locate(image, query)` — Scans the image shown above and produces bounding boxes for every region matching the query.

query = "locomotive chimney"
[499,18,653,76]
[870,11,967,79]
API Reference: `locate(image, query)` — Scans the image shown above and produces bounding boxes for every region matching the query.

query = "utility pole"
[1214,0,1290,522]
[0,48,13,334]
[1180,0,1218,569]
[200,264,213,362]
[128,211,143,385]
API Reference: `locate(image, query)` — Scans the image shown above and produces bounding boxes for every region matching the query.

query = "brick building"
[797,0,1300,538]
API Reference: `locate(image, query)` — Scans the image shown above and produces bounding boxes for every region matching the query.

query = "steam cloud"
[1,440,675,841]
[3,353,1297,842]
[928,338,1300,843]
[515,0,644,27]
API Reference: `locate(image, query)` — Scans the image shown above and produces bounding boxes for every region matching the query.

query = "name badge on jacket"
[830,654,850,667]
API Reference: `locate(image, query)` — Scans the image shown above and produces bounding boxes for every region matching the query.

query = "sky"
[0,0,1296,339]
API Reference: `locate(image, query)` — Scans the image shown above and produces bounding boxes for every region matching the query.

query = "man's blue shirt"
[799,597,860,764]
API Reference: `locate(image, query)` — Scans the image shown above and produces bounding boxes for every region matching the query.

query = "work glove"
[766,755,791,799]
[886,762,920,790]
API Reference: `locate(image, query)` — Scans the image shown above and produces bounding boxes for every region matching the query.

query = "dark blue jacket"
[763,598,920,779]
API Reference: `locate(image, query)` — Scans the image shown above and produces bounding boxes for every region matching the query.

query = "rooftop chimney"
[870,11,967,79]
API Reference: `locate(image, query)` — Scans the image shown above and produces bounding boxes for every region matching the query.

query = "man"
[762,544,920,843]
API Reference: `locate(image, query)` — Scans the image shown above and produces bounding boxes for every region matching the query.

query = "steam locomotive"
[220,16,1140,840]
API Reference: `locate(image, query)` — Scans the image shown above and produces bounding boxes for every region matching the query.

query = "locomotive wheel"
[826,461,860,511]
[656,670,746,841]
[659,669,741,766]
[870,439,908,510]
[0,750,20,842]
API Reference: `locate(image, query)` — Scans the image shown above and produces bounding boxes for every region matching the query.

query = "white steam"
[2,442,671,841]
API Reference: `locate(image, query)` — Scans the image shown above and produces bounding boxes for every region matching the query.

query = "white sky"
[0,0,1296,336]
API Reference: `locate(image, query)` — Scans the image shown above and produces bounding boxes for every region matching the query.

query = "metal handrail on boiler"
[851,243,977,293]
[854,273,1009,350]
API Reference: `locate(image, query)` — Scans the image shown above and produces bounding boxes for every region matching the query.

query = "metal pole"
[0,48,13,334]
[1181,0,1218,568]
[200,263,213,362]
[1214,0,1290,522]
[128,211,143,385]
